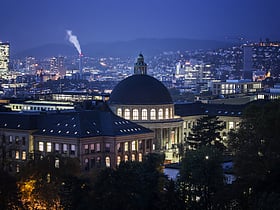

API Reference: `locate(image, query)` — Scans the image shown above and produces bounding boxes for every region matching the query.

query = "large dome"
[109,74,173,105]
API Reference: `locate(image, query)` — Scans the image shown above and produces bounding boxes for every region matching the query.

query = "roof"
[0,112,40,130]
[109,74,173,105]
[34,109,153,138]
[175,102,246,117]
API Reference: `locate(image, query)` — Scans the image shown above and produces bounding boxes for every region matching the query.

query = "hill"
[13,38,234,58]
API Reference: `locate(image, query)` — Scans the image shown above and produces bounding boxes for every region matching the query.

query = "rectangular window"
[63,144,67,154]
[9,136,13,144]
[84,144,89,154]
[132,141,136,151]
[229,122,234,130]
[124,142,129,152]
[105,143,110,152]
[15,136,20,145]
[90,144,95,153]
[39,142,44,152]
[47,142,52,152]
[15,151,20,159]
[96,143,101,152]
[22,151,26,160]
[55,143,60,151]
[70,145,75,155]
[138,140,142,150]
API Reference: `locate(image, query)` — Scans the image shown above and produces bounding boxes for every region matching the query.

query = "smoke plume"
[66,30,82,55]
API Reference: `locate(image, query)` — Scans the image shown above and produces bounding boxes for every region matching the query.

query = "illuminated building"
[0,102,154,172]
[210,80,262,95]
[109,54,183,163]
[0,42,10,75]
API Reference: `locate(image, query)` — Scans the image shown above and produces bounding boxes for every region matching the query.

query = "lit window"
[63,144,67,153]
[47,142,52,152]
[105,156,110,167]
[158,109,163,120]
[55,143,60,151]
[142,109,148,120]
[229,122,234,129]
[165,108,169,119]
[124,155,128,162]
[132,109,139,120]
[96,143,101,152]
[138,140,143,150]
[16,164,20,173]
[170,108,173,118]
[15,151,20,159]
[124,142,129,152]
[132,141,136,151]
[117,108,122,117]
[71,145,75,155]
[124,109,130,120]
[55,158,59,168]
[132,154,135,161]
[39,142,44,152]
[139,153,142,162]
[90,144,95,153]
[22,151,26,160]
[117,156,121,166]
[150,109,156,120]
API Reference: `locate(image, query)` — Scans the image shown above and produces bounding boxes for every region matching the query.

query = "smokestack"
[79,53,83,76]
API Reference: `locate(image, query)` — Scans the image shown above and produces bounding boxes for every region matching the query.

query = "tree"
[187,115,225,151]
[228,100,280,209]
[92,153,172,210]
[178,146,224,210]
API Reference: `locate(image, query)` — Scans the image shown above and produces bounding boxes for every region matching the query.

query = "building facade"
[0,42,10,75]
[109,54,184,163]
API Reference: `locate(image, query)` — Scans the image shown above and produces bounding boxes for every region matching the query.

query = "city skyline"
[1,0,280,52]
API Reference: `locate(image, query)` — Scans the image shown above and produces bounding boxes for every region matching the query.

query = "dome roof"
[109,74,173,105]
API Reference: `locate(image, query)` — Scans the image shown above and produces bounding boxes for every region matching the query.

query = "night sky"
[1,0,279,51]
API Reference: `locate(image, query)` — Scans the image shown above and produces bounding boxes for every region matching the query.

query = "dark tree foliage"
[228,100,280,209]
[187,115,225,151]
[0,168,22,209]
[91,153,182,210]
[178,146,224,210]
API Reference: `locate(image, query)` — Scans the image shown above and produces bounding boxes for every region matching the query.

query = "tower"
[134,53,147,75]
[0,42,10,75]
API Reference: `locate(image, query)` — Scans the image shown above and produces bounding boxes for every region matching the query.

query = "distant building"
[0,42,10,75]
[210,80,262,95]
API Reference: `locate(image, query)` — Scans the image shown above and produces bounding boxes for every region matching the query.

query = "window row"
[84,153,143,170]
[117,108,173,120]
[38,142,76,155]
[7,150,27,160]
[3,136,26,146]
[117,140,150,152]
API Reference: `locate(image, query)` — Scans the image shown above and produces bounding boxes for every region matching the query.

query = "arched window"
[117,156,121,166]
[105,156,110,167]
[150,109,156,120]
[124,109,130,120]
[124,155,128,162]
[132,109,139,120]
[117,108,122,117]
[158,109,163,120]
[132,154,135,161]
[142,109,148,120]
[139,153,142,162]
[165,108,169,119]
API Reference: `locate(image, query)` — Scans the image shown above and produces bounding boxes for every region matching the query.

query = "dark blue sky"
[1,0,279,51]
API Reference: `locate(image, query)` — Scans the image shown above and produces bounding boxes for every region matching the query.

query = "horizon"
[1,0,279,53]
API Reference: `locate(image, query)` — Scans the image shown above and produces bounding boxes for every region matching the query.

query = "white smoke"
[66,30,82,55]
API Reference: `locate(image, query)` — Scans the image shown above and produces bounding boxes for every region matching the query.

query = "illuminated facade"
[0,42,10,75]
[109,54,183,163]
[0,104,154,173]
